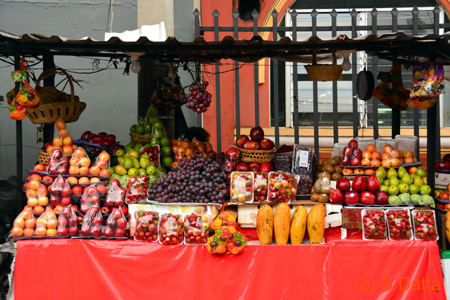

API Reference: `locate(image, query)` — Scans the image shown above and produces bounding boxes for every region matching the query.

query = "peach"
[58,129,69,139]
[371,159,381,167]
[21,210,33,220]
[70,157,80,166]
[63,145,74,156]
[74,148,86,158]
[67,176,78,184]
[63,137,73,146]
[80,157,91,167]
[365,169,375,175]
[23,228,34,237]
[372,152,381,160]
[14,217,25,228]
[391,158,401,167]
[362,151,372,160]
[53,205,63,214]
[100,169,110,178]
[25,219,36,229]
[37,197,49,206]
[69,166,80,175]
[47,228,57,236]
[11,227,24,238]
[361,159,371,166]
[26,189,36,198]
[96,185,107,193]
[96,160,108,169]
[27,197,38,207]
[404,151,414,158]
[390,150,400,158]
[90,177,100,183]
[366,144,377,152]
[342,168,353,175]
[381,153,391,161]
[35,227,47,236]
[32,205,44,215]
[354,168,364,174]
[382,160,391,168]
[98,152,110,162]
[79,177,90,184]
[89,166,101,176]
[53,138,63,147]
[29,179,40,190]
[383,145,393,153]
[404,157,414,164]
[33,164,46,172]
[72,144,78,151]
[46,145,54,154]
[79,166,89,175]
[55,120,66,130]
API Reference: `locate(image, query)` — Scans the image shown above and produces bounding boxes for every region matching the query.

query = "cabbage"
[398,193,411,204]
[389,195,401,206]
[411,194,422,204]
[420,194,435,208]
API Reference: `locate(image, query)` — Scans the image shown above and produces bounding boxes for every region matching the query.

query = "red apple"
[360,191,376,205]
[110,179,121,187]
[44,142,53,150]
[348,139,358,149]
[68,216,77,227]
[101,139,114,147]
[104,134,116,143]
[250,126,264,141]
[57,216,68,227]
[350,157,361,166]
[68,227,79,237]
[57,227,68,236]
[101,206,112,214]
[61,207,72,218]
[91,195,101,205]
[112,209,122,219]
[43,175,53,182]
[351,148,362,159]
[259,138,274,150]
[341,155,351,166]
[103,227,114,237]
[91,225,102,237]
[222,159,238,172]
[329,189,344,204]
[80,203,89,214]
[115,199,125,207]
[50,196,60,206]
[366,175,381,193]
[243,140,259,150]
[116,218,127,229]
[260,162,274,173]
[61,197,71,207]
[444,203,450,211]
[352,175,367,192]
[72,186,82,195]
[225,146,240,161]
[344,191,359,204]
[92,217,103,226]
[80,224,91,235]
[336,178,350,193]
[81,131,92,140]
[436,161,450,171]
[92,135,104,144]
[114,228,126,237]
[249,162,260,172]
[343,147,353,157]
[236,163,250,172]
[235,135,249,148]
[375,191,389,205]
[120,206,128,216]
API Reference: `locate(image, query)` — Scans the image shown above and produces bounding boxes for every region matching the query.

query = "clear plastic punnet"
[183,213,209,245]
[412,210,439,241]
[230,172,254,203]
[133,211,159,242]
[267,171,297,203]
[395,135,419,158]
[361,209,388,241]
[292,145,314,175]
[253,172,269,202]
[159,213,184,245]
[386,208,413,241]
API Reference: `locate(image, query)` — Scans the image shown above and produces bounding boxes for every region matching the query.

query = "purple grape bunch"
[185,82,212,114]
[147,154,228,204]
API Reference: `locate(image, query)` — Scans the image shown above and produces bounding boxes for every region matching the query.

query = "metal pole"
[291,10,299,144]
[312,9,319,156]
[233,10,241,137]
[331,9,338,144]
[252,10,260,127]
[412,7,420,157]
[14,47,23,216]
[272,10,280,148]
[391,8,401,138]
[213,10,221,152]
[351,9,358,138]
[43,54,55,146]
[371,8,379,139]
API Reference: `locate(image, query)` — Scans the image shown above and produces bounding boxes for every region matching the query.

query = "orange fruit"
[29,179,40,190]
[365,169,375,175]
[100,169,110,177]
[58,129,69,138]
[70,157,80,166]
[46,145,54,154]
[26,189,37,198]
[381,153,391,161]
[80,157,91,167]
[404,151,414,158]
[383,145,393,153]
[46,228,57,236]
[372,152,381,160]
[176,147,186,156]
[74,148,86,158]
[79,166,89,175]
[23,228,34,237]
[176,140,183,147]
[391,158,401,167]
[55,120,66,130]
[14,217,25,228]
[10,227,24,238]
[96,160,108,169]
[21,210,33,220]
[98,152,110,162]
[371,159,381,167]
[181,141,191,149]
[366,144,376,152]
[382,160,391,168]
[69,166,80,175]
[89,166,101,176]
[30,174,42,181]
[362,151,372,160]
[390,150,400,158]
[25,219,36,229]
[35,227,47,236]
[47,219,58,229]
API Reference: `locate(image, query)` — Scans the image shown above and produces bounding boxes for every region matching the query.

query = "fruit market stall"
[1,24,450,300]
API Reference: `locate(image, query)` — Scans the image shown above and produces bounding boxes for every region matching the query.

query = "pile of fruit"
[78,131,121,152]
[267,171,298,203]
[330,175,381,205]
[207,210,247,255]
[134,211,159,242]
[315,156,343,181]
[413,210,438,241]
[160,213,183,245]
[230,172,254,203]
[184,213,209,244]
[386,209,413,240]
[362,209,387,240]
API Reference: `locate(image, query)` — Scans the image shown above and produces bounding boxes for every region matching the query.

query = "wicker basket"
[305,49,343,82]
[130,133,153,145]
[238,148,275,163]
[27,68,86,124]
[39,151,50,166]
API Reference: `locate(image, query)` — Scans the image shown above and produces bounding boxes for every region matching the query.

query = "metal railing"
[194,6,445,157]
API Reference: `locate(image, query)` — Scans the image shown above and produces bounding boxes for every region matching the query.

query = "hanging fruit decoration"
[185,81,212,113]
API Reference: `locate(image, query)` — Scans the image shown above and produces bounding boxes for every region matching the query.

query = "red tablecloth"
[15,239,446,300]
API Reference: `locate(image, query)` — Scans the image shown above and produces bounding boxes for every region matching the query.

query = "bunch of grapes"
[147,154,228,204]
[185,82,212,114]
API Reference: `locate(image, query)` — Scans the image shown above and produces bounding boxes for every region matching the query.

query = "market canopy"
[1,30,450,64]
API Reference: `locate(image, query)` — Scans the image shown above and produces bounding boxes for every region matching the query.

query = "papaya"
[257,204,274,245]
[274,203,290,245]
[446,212,450,242]
[307,204,325,245]
[290,205,307,245]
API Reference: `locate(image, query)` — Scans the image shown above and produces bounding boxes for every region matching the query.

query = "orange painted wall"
[201,0,294,151]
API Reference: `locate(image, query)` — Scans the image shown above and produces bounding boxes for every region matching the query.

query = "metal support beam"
[14,47,23,216]
[42,54,55,147]
[272,10,280,148]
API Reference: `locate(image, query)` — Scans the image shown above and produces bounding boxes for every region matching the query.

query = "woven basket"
[130,133,153,145]
[238,148,275,163]
[39,151,50,166]
[27,68,86,124]
[305,49,343,82]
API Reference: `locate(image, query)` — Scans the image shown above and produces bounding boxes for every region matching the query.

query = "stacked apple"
[115,143,161,177]
[253,173,268,201]
[67,176,105,186]
[56,206,79,237]
[331,175,383,205]
[125,176,148,204]
[80,205,103,237]
[45,120,77,157]
[342,144,380,175]
[79,185,101,214]
[435,154,450,172]
[134,211,159,241]
[160,213,183,245]
[10,209,35,238]
[341,139,362,166]
[35,208,58,237]
[48,175,72,207]
[80,131,118,149]
[103,208,128,238]
[386,209,412,240]
[26,168,53,183]
[235,126,274,151]
[184,213,209,244]
[48,148,69,175]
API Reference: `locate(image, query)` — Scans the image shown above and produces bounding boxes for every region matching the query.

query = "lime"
[130,125,137,133]
[161,146,172,155]
[136,124,145,135]
[148,106,158,117]
[154,129,165,139]
[144,123,152,133]
[160,137,170,147]
[162,156,173,167]
[153,120,164,130]
[150,138,161,146]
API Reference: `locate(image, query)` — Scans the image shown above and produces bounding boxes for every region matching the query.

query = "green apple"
[130,125,137,133]
[144,123,152,133]
[128,168,138,176]
[136,124,145,135]
[117,156,125,165]
[419,184,431,195]
[380,185,389,192]
[115,149,125,157]
[133,158,140,169]
[138,118,145,125]
[398,183,409,194]
[123,157,134,169]
[161,137,170,147]
[148,106,158,117]
[140,158,151,168]
[161,146,172,155]
[138,168,147,176]
[409,184,419,194]
[388,185,399,196]
[150,138,161,147]
[146,165,156,175]
[154,129,165,139]
[140,154,150,160]
[153,120,164,130]
[108,167,115,175]
[129,150,140,160]
[115,165,127,176]
[134,144,144,152]
[143,132,152,136]
[162,156,173,167]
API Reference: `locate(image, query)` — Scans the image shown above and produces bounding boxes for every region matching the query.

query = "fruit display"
[48,175,71,207]
[57,206,79,237]
[69,148,91,175]
[307,204,326,244]
[80,205,103,237]
[253,173,268,201]
[79,130,119,150]
[185,81,212,113]
[140,145,160,167]
[183,213,209,244]
[90,151,111,176]
[147,154,227,204]
[412,210,438,241]
[256,204,274,245]
[274,203,290,245]
[125,176,149,204]
[310,176,332,203]
[230,172,254,203]
[79,185,101,214]
[48,148,69,175]
[26,179,48,213]
[341,139,361,167]
[117,142,164,178]
[103,179,126,210]
[386,209,412,240]
[35,208,58,237]
[290,205,308,245]
[10,208,35,238]
[362,209,387,240]
[159,213,183,245]
[103,208,128,238]
[267,171,298,203]
[47,120,77,158]
[207,210,247,255]
[134,211,159,242]
[272,145,294,172]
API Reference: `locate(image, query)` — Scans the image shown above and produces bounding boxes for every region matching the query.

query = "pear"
[123,157,134,170]
[115,165,127,176]
[387,168,398,179]
[416,167,426,178]
[376,167,387,180]
[398,166,407,179]
[401,173,412,186]
[389,176,400,187]
[133,158,140,169]
[384,179,390,186]
[413,175,423,187]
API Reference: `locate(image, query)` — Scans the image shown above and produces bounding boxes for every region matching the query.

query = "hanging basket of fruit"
[27,68,86,124]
